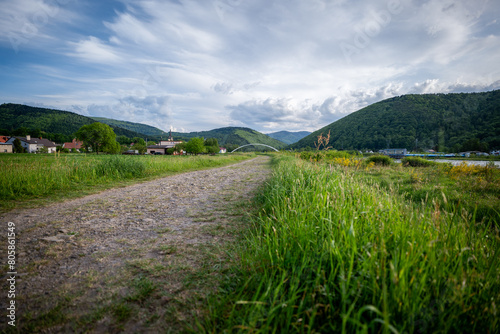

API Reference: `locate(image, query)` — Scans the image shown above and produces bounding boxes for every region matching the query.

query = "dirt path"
[1,156,271,333]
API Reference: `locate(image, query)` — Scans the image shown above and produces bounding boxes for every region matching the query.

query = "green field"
[203,153,500,333]
[0,153,253,212]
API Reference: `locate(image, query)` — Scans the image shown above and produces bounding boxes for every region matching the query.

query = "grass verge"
[202,154,500,333]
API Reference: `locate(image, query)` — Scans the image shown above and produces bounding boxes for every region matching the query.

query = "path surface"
[0,156,271,333]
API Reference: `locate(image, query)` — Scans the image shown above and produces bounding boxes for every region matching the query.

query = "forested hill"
[92,117,169,137]
[290,90,500,151]
[0,104,145,139]
[174,127,287,149]
[0,104,286,149]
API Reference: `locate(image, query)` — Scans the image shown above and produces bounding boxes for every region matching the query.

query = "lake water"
[431,159,500,167]
[395,159,500,167]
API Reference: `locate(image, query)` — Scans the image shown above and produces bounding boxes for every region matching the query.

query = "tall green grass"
[0,153,252,209]
[205,155,499,333]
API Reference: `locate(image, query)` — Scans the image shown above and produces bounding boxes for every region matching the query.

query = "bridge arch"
[230,143,279,153]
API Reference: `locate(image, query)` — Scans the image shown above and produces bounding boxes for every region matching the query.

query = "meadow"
[0,153,253,212]
[203,153,500,333]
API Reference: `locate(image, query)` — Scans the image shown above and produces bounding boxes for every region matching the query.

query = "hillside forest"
[291,90,500,152]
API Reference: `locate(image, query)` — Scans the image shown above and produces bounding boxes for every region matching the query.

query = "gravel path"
[0,155,271,332]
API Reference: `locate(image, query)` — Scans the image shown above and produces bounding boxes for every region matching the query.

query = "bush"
[324,150,353,160]
[401,157,438,167]
[299,150,353,163]
[299,151,323,162]
[365,155,393,166]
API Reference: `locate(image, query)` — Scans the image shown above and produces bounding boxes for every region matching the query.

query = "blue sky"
[1,0,499,133]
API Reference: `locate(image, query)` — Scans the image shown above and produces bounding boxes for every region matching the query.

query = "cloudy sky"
[1,0,499,133]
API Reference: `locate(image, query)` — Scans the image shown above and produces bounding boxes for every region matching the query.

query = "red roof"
[0,136,9,143]
[63,139,83,149]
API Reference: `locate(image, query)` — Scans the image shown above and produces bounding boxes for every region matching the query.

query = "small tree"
[13,138,26,153]
[205,138,219,154]
[185,137,205,155]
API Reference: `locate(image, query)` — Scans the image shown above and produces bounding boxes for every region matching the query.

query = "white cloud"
[69,36,122,63]
[86,95,171,128]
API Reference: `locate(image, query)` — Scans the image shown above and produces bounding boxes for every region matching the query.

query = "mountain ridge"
[291,90,500,151]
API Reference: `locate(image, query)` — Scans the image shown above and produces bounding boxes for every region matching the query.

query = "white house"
[6,135,57,153]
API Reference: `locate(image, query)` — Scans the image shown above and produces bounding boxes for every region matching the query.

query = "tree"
[117,135,132,145]
[13,127,29,136]
[204,138,218,147]
[185,137,205,155]
[13,138,25,153]
[225,144,239,153]
[132,143,147,154]
[204,137,219,154]
[174,142,185,154]
[132,137,146,146]
[75,122,119,154]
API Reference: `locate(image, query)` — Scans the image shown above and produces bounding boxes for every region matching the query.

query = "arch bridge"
[230,143,279,153]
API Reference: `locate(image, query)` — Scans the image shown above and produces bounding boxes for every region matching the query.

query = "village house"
[146,131,183,155]
[0,143,13,153]
[6,135,57,153]
[0,135,12,153]
[63,138,84,152]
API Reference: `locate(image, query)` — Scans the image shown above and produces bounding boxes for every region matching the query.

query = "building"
[63,138,84,152]
[6,135,57,153]
[0,143,13,153]
[0,136,10,143]
[146,130,183,155]
[379,148,407,158]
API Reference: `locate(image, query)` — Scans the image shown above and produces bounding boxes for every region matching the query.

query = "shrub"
[324,150,352,160]
[365,154,393,166]
[299,151,323,162]
[401,157,438,167]
[299,150,354,163]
